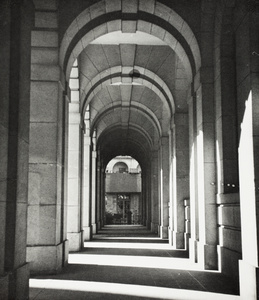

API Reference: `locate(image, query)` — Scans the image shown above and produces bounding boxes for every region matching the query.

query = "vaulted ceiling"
[76,32,190,166]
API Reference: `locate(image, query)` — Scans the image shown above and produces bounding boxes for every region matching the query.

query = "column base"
[67,231,83,252]
[184,233,190,251]
[239,260,259,300]
[83,226,92,241]
[172,231,185,249]
[160,226,168,239]
[197,241,218,270]
[27,240,68,275]
[97,221,101,230]
[151,222,159,234]
[219,246,241,279]
[189,238,198,263]
[0,263,30,300]
[92,223,97,234]
[168,228,173,245]
[146,220,151,229]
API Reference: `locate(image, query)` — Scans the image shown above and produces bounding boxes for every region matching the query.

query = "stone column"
[141,170,145,226]
[214,2,241,280]
[196,81,217,270]
[141,172,145,225]
[147,168,152,228]
[66,105,82,251]
[144,167,151,228]
[158,145,162,235]
[96,155,101,229]
[237,10,259,300]
[100,164,106,227]
[82,123,92,241]
[151,151,159,234]
[27,0,68,274]
[195,1,217,269]
[188,87,199,263]
[168,126,174,246]
[160,137,170,239]
[171,114,189,249]
[0,1,33,298]
[91,133,97,234]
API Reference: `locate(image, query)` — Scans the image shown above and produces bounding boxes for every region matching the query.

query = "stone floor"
[29,225,240,300]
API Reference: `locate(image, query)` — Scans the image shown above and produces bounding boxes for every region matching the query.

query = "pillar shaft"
[215,3,241,280]
[151,151,159,234]
[91,136,97,233]
[196,82,217,269]
[96,156,101,230]
[67,109,82,251]
[0,1,33,298]
[160,137,170,239]
[188,91,199,263]
[195,1,217,269]
[27,0,68,274]
[145,169,151,228]
[170,114,189,249]
[237,11,259,299]
[100,165,106,227]
[82,134,92,241]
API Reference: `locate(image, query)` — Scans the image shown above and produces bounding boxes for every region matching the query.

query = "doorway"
[117,194,131,224]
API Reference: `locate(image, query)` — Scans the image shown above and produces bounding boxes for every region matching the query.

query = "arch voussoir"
[60,0,201,82]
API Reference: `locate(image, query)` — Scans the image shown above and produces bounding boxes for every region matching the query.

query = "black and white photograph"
[0,0,259,299]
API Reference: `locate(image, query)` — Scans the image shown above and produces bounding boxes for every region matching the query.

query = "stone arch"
[81,69,172,135]
[97,123,153,153]
[96,120,156,150]
[91,101,163,136]
[92,104,162,141]
[59,0,201,83]
[81,66,174,115]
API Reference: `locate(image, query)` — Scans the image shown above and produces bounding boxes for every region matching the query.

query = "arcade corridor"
[1,0,259,299]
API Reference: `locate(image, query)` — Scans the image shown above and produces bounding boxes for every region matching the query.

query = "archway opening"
[62,0,200,253]
[105,156,142,225]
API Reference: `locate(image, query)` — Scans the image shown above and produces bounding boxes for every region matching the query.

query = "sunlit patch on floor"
[84,241,181,250]
[68,253,207,271]
[29,279,240,300]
